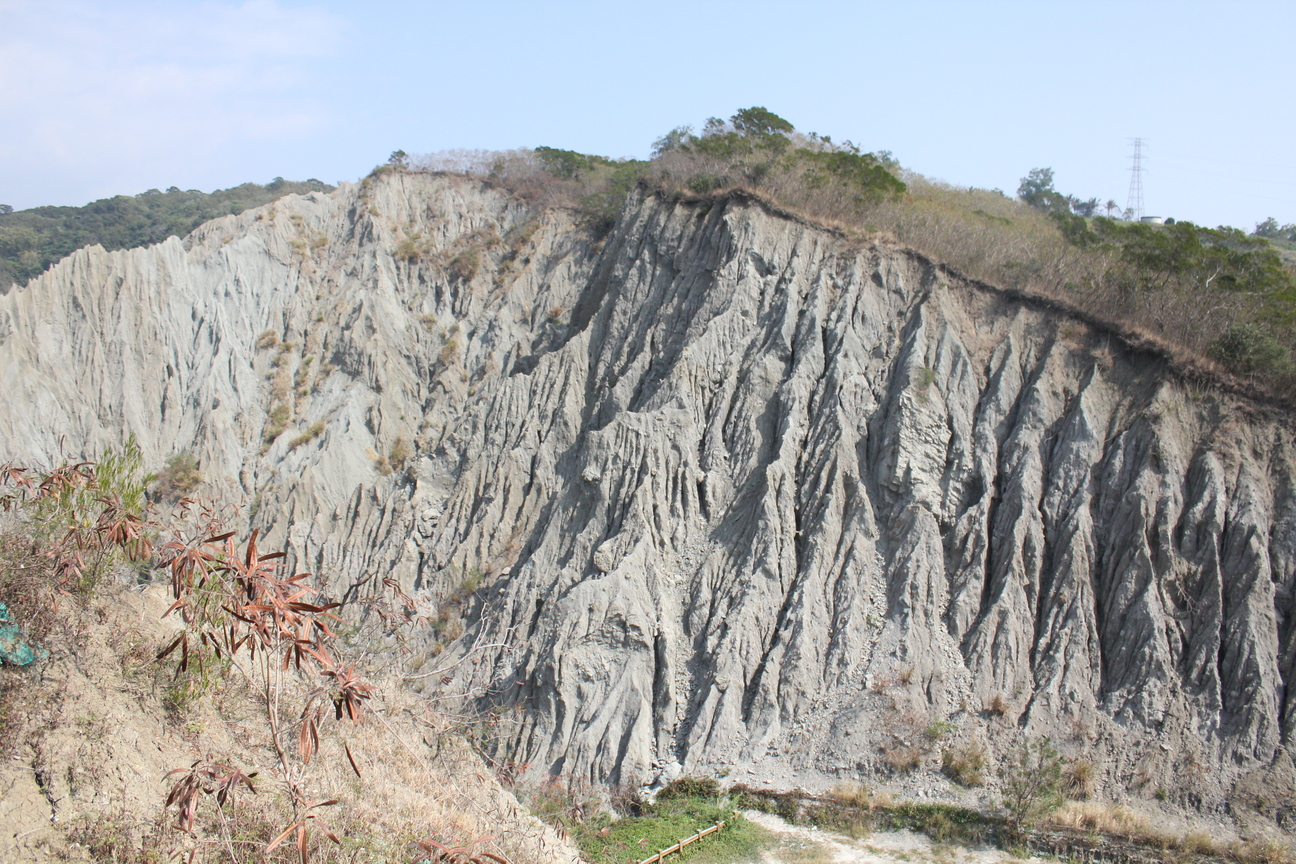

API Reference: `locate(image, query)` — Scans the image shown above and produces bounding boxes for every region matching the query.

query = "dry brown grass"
[1050,801,1154,840]
[1182,830,1223,856]
[825,781,874,809]
[881,744,924,775]
[1049,800,1289,864]
[1063,758,1096,800]
[1232,839,1296,864]
[941,742,987,787]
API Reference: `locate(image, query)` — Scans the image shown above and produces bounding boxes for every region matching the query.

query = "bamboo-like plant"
[157,526,372,862]
[0,438,156,624]
[0,451,429,862]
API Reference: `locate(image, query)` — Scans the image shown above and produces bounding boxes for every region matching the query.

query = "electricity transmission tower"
[1125,138,1145,220]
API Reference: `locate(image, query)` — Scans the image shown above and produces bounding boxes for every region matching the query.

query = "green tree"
[1255,217,1296,242]
[730,106,794,138]
[651,125,693,157]
[1018,167,1068,212]
[1256,217,1282,238]
[794,149,907,203]
[1000,737,1064,826]
[1091,217,1296,311]
[1210,324,1293,377]
[1070,197,1100,218]
[1052,210,1099,247]
[533,146,610,180]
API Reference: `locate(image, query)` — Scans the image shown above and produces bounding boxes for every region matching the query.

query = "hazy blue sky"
[3,0,1293,230]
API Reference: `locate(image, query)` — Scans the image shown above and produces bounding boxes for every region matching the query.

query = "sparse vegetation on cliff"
[405,107,1296,401]
[153,451,202,502]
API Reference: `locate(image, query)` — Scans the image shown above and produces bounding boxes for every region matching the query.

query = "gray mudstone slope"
[3,172,1296,808]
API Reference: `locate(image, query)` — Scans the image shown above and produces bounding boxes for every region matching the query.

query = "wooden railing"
[638,819,727,864]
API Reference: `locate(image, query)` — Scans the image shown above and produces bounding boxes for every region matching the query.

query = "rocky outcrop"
[4,172,1296,808]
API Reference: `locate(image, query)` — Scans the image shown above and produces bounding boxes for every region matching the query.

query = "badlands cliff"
[3,171,1295,809]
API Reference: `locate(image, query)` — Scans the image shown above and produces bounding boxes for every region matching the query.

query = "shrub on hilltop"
[409,107,1296,402]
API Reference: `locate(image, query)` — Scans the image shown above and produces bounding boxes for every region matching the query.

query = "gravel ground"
[742,810,1041,864]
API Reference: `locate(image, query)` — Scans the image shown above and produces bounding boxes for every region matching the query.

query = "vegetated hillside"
[416,109,1296,401]
[1267,237,1296,270]
[0,447,581,864]
[0,177,334,290]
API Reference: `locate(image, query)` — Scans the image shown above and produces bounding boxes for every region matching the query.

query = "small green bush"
[153,452,202,502]
[395,232,424,262]
[388,436,411,472]
[687,175,722,194]
[941,742,987,787]
[926,719,956,741]
[438,338,459,366]
[1210,324,1293,378]
[262,403,290,443]
[0,439,155,648]
[1000,737,1064,826]
[289,420,325,449]
[914,367,938,397]
[656,776,720,801]
[449,250,479,281]
[792,148,907,204]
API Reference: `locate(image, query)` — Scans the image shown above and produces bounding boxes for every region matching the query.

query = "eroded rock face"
[4,173,1296,806]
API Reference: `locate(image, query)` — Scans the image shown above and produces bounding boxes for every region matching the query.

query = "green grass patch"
[530,778,769,864]
[577,801,765,864]
[730,785,993,849]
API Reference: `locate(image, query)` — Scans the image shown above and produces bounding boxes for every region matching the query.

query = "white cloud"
[0,0,345,204]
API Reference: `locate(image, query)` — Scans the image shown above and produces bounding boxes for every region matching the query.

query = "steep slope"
[3,172,1296,813]
[0,581,580,864]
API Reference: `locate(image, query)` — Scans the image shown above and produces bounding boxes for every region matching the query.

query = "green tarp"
[0,602,42,666]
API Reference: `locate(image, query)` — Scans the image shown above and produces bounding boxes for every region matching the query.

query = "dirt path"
[742,810,1039,864]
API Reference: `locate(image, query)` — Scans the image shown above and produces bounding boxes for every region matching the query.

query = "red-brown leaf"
[344,742,362,778]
